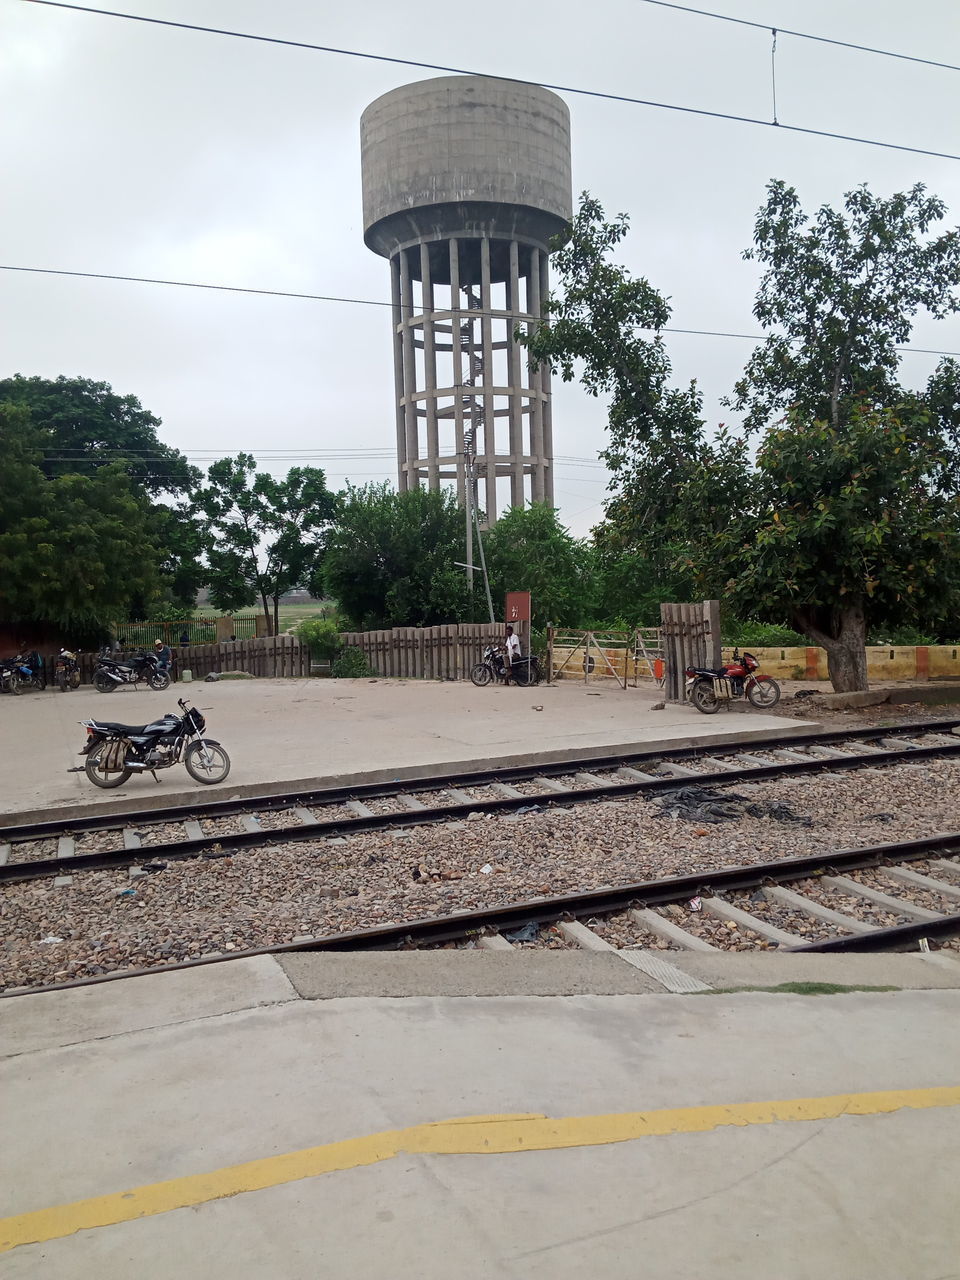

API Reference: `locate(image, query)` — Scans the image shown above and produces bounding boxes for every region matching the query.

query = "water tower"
[360,75,572,521]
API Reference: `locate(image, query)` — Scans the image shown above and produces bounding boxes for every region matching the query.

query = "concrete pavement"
[0,676,815,821]
[2,959,958,1278]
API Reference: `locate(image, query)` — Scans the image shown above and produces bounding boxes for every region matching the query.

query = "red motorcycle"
[685,648,781,714]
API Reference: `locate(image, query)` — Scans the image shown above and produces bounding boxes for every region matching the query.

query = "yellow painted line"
[2,1086,958,1254]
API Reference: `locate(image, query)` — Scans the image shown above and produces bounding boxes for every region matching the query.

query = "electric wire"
[20,0,960,162]
[4,264,957,358]
[632,0,960,74]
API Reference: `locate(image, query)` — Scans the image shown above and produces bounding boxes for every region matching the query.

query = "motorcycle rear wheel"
[7,673,21,696]
[94,671,116,693]
[747,678,781,709]
[149,671,171,691]
[184,741,231,785]
[470,662,493,687]
[84,743,132,788]
[691,680,720,714]
[70,670,81,689]
[57,671,68,692]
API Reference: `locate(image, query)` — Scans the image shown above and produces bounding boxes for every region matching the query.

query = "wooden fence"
[68,635,310,684]
[659,600,721,703]
[338,624,503,679]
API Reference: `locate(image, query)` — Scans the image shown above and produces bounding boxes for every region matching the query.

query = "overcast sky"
[3,0,959,536]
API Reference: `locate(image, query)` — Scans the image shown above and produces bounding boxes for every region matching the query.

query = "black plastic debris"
[652,785,812,827]
[503,921,540,943]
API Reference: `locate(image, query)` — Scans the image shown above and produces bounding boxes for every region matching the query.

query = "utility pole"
[463,426,495,623]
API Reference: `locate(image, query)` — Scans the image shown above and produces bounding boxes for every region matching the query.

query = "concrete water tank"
[360,76,573,518]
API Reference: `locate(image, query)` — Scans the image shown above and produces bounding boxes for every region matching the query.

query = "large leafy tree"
[197,455,337,635]
[482,503,594,630]
[322,484,473,630]
[522,194,705,594]
[0,406,159,637]
[702,180,960,688]
[684,405,960,690]
[0,374,197,496]
[0,375,205,614]
[730,181,960,433]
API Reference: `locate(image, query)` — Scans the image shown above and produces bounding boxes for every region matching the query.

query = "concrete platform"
[1,960,958,1278]
[0,677,815,822]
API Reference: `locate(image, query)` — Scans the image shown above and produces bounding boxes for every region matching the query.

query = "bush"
[330,646,375,678]
[722,619,806,647]
[295,617,343,661]
[866,625,937,646]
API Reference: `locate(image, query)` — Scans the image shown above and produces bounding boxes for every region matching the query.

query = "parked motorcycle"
[13,652,46,692]
[54,648,81,692]
[685,648,781,714]
[77,697,230,789]
[94,648,170,693]
[470,644,543,688]
[0,659,22,696]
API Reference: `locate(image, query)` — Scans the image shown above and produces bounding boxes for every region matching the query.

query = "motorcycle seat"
[89,720,151,735]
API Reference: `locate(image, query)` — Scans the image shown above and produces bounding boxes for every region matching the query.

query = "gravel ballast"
[2,758,959,990]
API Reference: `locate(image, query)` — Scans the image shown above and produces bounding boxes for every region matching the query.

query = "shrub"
[330,646,375,678]
[866,625,937,646]
[295,617,343,661]
[722,619,806,647]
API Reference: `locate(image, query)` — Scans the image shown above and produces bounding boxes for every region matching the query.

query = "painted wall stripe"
[2,1086,958,1254]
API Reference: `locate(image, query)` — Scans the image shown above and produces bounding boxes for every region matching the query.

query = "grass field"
[192,600,335,633]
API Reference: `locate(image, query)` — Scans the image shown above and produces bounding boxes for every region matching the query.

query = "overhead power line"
[21,0,960,162]
[634,0,960,73]
[4,263,958,358]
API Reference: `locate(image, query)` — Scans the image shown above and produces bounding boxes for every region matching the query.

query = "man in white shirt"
[503,625,521,684]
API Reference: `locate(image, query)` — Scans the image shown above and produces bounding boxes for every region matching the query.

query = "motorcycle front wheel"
[70,670,81,689]
[184,740,231,784]
[149,671,171,691]
[57,671,68,692]
[84,742,131,788]
[470,662,493,687]
[691,680,720,714]
[747,678,781,709]
[94,671,116,693]
[7,673,21,696]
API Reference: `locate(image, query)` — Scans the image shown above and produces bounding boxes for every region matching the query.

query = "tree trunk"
[794,603,868,693]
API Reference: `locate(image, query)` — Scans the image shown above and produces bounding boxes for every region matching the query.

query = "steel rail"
[3,830,958,998]
[2,716,957,845]
[4,735,960,885]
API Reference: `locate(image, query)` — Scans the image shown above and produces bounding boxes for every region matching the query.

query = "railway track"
[4,830,959,999]
[2,718,959,884]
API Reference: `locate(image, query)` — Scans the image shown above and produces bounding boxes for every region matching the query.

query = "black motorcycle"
[94,648,170,693]
[0,659,22,696]
[470,644,543,688]
[78,697,230,789]
[14,652,46,692]
[54,648,81,692]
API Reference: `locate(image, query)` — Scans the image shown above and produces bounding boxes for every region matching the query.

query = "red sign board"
[504,592,531,624]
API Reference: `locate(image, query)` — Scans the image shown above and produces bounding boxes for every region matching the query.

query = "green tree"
[731,180,960,432]
[683,404,960,690]
[482,503,594,630]
[0,375,207,617]
[322,484,472,630]
[198,455,337,635]
[0,374,197,495]
[0,407,160,637]
[521,194,705,589]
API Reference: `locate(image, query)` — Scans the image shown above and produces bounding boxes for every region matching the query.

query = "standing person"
[179,630,190,646]
[503,625,521,685]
